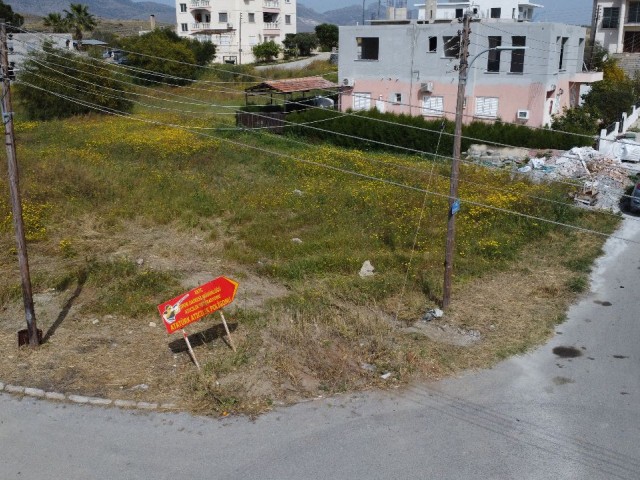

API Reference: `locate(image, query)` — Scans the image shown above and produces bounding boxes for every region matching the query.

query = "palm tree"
[43,13,68,33]
[63,3,97,42]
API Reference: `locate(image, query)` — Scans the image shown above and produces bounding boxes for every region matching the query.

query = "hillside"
[5,0,176,24]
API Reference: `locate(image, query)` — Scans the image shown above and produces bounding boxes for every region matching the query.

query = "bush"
[15,44,133,120]
[118,28,215,86]
[283,33,318,57]
[315,24,338,51]
[252,41,281,63]
[284,108,592,154]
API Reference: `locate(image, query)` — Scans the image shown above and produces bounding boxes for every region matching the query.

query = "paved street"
[1,218,638,480]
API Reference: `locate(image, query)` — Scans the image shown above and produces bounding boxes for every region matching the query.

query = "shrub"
[15,44,133,120]
[284,108,591,155]
[252,41,281,63]
[118,28,215,85]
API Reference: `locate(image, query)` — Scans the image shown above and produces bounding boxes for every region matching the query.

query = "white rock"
[291,238,303,244]
[130,383,149,391]
[149,322,157,328]
[136,258,144,266]
[68,395,89,404]
[293,189,303,196]
[24,387,45,398]
[92,319,99,325]
[359,260,375,278]
[380,372,392,380]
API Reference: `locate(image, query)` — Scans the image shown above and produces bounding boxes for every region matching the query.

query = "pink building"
[338,21,602,127]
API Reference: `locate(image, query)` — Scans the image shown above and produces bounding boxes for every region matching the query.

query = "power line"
[16,77,640,246]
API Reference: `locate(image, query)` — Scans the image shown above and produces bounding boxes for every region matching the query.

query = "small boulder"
[359,260,375,278]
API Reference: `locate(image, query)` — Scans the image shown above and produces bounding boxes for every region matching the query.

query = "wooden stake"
[219,311,236,352]
[182,329,201,370]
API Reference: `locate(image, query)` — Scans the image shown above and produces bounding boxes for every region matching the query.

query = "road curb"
[0,381,178,411]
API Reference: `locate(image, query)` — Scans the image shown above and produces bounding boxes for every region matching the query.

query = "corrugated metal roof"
[246,76,339,94]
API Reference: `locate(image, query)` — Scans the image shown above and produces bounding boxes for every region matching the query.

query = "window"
[356,37,379,60]
[558,37,568,70]
[422,96,444,116]
[487,36,501,72]
[428,36,437,53]
[353,92,372,111]
[629,2,640,23]
[392,93,402,104]
[180,3,187,13]
[490,8,501,18]
[285,15,291,25]
[510,36,526,73]
[443,35,460,58]
[181,23,188,32]
[248,13,255,23]
[455,8,463,18]
[602,7,620,28]
[219,12,228,23]
[475,97,498,118]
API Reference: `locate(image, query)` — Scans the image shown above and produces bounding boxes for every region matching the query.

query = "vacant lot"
[0,66,620,415]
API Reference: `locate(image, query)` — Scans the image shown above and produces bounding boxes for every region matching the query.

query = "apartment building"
[592,1,640,53]
[339,20,601,127]
[418,0,542,22]
[175,0,297,64]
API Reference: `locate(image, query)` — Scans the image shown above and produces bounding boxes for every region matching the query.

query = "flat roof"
[246,76,339,94]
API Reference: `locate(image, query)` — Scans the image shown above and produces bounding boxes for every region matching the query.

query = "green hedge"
[284,109,592,155]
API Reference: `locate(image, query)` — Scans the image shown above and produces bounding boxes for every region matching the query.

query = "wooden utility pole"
[0,20,40,346]
[442,13,471,310]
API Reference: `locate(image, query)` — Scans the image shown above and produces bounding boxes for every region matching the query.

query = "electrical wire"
[15,77,640,245]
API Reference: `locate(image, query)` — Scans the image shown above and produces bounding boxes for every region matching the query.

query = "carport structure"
[244,76,340,112]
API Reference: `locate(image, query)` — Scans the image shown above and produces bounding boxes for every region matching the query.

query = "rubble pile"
[466,145,635,212]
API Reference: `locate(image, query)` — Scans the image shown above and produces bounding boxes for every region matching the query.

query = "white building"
[175,0,297,64]
[417,0,542,22]
[592,1,640,54]
[8,33,73,74]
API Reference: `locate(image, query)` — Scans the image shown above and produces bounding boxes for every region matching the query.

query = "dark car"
[630,183,640,213]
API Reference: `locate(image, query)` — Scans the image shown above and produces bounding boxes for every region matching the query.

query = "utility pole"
[442,12,470,310]
[238,12,242,65]
[0,20,40,346]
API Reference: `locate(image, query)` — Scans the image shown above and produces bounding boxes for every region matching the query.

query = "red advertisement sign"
[157,276,239,334]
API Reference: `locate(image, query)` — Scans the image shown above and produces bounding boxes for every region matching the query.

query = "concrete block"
[68,395,90,404]
[114,399,137,408]
[137,402,158,410]
[5,385,25,394]
[24,387,45,398]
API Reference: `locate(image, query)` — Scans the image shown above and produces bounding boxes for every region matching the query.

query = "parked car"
[629,183,640,213]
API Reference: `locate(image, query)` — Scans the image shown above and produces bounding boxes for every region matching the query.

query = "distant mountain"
[297,4,328,32]
[5,0,176,24]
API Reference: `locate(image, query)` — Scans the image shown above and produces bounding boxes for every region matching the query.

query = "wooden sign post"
[158,276,239,368]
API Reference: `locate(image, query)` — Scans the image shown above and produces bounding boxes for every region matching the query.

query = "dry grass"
[0,217,609,416]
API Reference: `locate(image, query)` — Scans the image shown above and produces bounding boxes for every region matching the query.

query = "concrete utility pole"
[0,19,40,346]
[239,12,242,65]
[442,12,470,310]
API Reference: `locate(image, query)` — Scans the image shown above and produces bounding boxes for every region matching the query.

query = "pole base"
[17,329,42,347]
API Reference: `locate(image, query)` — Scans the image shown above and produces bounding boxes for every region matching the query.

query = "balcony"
[191,22,211,30]
[264,0,280,8]
[263,22,280,30]
[190,0,210,8]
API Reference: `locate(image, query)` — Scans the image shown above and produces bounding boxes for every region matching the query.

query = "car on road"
[629,183,640,213]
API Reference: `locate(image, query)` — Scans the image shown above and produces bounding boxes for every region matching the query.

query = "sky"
[138,0,594,26]
[300,0,593,25]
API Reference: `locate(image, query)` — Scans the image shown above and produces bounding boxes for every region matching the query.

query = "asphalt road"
[1,218,638,480]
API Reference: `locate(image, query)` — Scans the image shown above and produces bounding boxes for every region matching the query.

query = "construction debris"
[466,145,635,212]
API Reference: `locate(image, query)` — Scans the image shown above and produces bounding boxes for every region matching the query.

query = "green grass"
[0,67,622,414]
